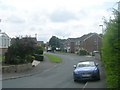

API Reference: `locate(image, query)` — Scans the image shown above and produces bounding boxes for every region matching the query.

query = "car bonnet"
[74,66,96,72]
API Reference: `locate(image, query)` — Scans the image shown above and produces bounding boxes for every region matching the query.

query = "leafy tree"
[5,37,41,64]
[101,10,120,88]
[49,36,61,50]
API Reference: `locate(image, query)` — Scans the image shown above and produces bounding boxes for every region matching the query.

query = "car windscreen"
[77,62,95,67]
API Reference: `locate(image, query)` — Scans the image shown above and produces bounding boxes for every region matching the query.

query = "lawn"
[44,53,62,63]
[0,55,2,62]
[0,55,5,62]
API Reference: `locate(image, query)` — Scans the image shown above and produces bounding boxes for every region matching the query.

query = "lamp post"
[118,1,120,12]
[99,25,104,34]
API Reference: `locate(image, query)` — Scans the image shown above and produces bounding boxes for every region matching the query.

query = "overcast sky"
[0,0,119,42]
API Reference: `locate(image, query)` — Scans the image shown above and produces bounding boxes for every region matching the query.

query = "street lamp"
[99,25,104,34]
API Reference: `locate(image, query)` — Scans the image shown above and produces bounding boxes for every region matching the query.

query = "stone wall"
[2,63,32,73]
[0,48,8,55]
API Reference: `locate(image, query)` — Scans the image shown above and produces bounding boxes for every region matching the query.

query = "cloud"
[50,9,77,22]
[0,0,16,11]
[7,15,26,23]
[0,0,118,42]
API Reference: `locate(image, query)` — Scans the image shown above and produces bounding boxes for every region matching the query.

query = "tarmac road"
[2,52,106,88]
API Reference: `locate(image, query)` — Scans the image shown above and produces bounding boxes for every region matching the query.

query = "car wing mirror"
[73,65,77,68]
[96,63,99,66]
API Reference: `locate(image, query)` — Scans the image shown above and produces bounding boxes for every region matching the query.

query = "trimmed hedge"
[78,49,89,56]
[101,10,119,88]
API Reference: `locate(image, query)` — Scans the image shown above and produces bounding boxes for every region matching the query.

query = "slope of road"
[2,52,106,88]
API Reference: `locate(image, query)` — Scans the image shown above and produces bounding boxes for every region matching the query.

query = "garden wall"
[2,63,32,73]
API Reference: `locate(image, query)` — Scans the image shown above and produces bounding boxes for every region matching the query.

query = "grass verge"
[44,53,62,63]
[0,55,5,62]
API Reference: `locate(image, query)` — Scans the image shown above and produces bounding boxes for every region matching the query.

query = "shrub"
[25,55,35,63]
[101,10,119,88]
[35,46,44,55]
[78,49,89,56]
[4,37,37,65]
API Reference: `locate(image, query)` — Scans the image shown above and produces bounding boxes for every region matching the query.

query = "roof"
[80,33,102,41]
[0,32,10,39]
[61,33,102,44]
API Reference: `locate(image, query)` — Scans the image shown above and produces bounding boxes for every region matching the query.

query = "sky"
[0,0,119,42]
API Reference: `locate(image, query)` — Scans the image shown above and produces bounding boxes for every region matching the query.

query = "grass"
[0,55,5,62]
[0,55,2,62]
[44,53,62,63]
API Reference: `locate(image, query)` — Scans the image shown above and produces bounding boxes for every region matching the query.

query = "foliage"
[0,55,4,62]
[101,10,120,88]
[78,49,89,56]
[49,36,61,50]
[5,37,43,65]
[35,46,44,55]
[25,55,35,63]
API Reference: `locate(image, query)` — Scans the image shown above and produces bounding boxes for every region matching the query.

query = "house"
[79,33,102,53]
[64,38,80,53]
[0,31,11,55]
[37,41,44,46]
[63,33,102,53]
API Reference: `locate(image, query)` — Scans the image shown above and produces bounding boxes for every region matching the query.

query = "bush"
[25,55,35,63]
[5,52,24,65]
[35,46,44,55]
[101,10,119,88]
[78,49,89,56]
[38,50,43,55]
[4,37,37,65]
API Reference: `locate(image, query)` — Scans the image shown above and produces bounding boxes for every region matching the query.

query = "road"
[2,52,106,88]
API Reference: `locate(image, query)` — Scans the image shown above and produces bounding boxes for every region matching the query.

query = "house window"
[4,39,6,47]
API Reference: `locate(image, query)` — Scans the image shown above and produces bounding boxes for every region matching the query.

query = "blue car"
[73,61,100,82]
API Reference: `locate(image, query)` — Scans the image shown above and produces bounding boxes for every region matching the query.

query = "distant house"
[37,41,44,46]
[79,33,102,53]
[63,33,102,53]
[0,31,11,55]
[64,38,80,53]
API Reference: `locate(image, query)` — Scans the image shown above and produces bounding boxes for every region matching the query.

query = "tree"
[5,37,39,64]
[49,36,61,50]
[101,10,120,88]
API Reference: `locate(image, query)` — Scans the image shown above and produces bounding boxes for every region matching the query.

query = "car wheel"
[74,79,77,82]
[96,73,100,80]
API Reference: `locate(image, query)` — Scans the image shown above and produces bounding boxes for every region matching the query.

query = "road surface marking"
[82,82,88,90]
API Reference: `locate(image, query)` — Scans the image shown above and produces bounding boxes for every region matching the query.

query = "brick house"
[79,33,102,53]
[63,33,102,53]
[63,38,80,53]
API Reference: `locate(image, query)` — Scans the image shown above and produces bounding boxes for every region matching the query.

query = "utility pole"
[118,1,120,12]
[99,25,104,34]
[35,33,37,40]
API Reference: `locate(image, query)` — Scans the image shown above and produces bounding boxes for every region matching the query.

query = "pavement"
[2,56,56,80]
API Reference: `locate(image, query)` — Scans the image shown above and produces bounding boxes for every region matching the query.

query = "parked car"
[73,61,100,82]
[33,54,44,61]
